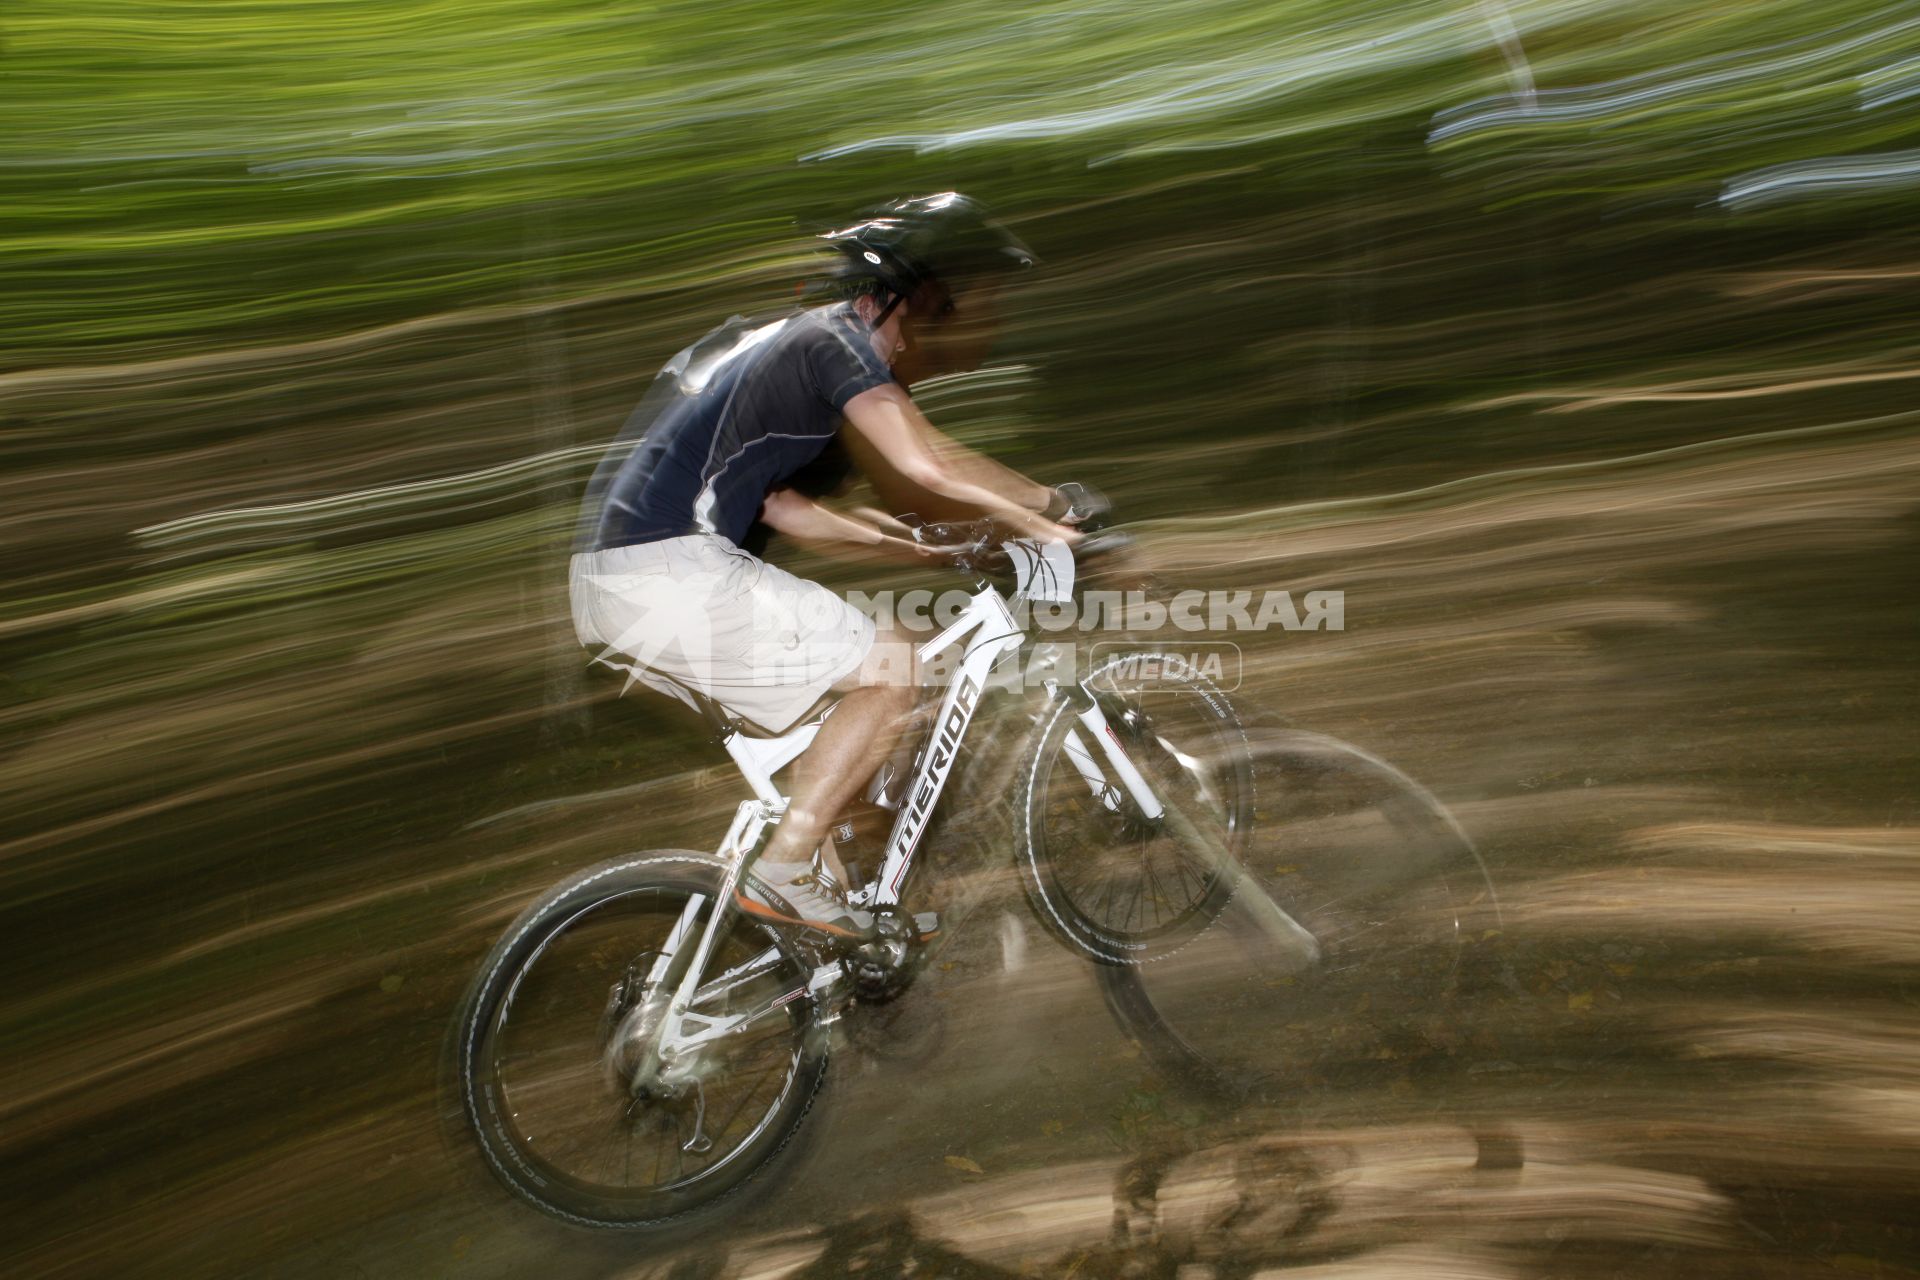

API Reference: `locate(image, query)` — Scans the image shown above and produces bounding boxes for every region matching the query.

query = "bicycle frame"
[630,570,1179,1087]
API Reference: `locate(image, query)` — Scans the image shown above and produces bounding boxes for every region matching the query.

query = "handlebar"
[908,517,1136,577]
[909,518,1003,573]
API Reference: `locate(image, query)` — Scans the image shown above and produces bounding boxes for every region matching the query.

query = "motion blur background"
[4,0,1918,1275]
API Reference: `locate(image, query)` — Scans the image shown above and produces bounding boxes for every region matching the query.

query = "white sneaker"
[736,860,876,940]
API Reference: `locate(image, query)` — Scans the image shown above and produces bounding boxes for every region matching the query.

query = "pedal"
[807,959,852,1023]
[911,910,942,940]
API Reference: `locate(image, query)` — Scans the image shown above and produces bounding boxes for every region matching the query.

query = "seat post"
[698,698,741,746]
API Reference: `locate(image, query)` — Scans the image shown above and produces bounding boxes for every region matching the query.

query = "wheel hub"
[600,952,682,1097]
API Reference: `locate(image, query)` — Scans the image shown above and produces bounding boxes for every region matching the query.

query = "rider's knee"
[854,659,918,709]
[851,620,919,696]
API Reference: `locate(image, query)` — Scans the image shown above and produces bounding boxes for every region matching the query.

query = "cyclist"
[570,193,1094,939]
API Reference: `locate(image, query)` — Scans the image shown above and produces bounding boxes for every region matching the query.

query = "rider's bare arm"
[849,505,916,536]
[914,420,1053,513]
[842,384,1078,543]
[759,487,938,565]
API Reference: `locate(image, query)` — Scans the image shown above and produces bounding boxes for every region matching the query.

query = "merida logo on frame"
[889,672,981,864]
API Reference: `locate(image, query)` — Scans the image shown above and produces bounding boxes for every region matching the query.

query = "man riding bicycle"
[570,193,1094,941]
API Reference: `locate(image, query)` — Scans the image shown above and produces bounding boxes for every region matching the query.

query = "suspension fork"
[1057,684,1166,822]
[1055,682,1321,964]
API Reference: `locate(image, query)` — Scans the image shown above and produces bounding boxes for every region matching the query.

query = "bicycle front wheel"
[1015,651,1254,965]
[1095,729,1500,1108]
[455,851,827,1229]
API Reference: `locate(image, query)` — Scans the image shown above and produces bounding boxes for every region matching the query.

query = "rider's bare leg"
[761,620,917,880]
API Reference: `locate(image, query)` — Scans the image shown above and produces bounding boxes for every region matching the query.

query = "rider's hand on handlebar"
[1043,481,1111,531]
[1037,518,1083,548]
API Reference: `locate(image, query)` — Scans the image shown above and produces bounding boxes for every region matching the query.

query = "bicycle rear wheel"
[455,851,827,1228]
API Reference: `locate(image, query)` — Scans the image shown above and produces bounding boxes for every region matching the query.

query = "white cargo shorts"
[569,534,875,733]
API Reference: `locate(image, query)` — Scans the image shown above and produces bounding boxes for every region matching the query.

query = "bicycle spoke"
[599,1105,627,1187]
[1170,846,1207,903]
[650,1106,665,1186]
[711,1050,785,1144]
[1094,869,1120,924]
[1143,846,1171,927]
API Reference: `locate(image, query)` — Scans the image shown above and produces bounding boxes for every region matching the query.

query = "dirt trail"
[5,416,1918,1277]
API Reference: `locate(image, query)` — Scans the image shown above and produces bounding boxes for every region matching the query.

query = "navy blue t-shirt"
[577,304,895,553]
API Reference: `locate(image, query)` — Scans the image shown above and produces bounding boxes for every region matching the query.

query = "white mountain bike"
[453,520,1494,1228]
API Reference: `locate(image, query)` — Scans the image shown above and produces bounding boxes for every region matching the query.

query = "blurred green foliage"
[5,0,1915,361]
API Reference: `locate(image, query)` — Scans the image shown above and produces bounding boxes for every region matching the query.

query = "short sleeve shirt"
[577,303,895,553]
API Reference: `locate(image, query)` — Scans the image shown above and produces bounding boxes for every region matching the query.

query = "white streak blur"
[134,441,617,549]
[1860,55,1920,110]
[1720,147,1920,209]
[1429,11,1920,145]
[803,0,1611,161]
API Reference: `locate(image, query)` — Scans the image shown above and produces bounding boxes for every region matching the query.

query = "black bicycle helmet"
[821,192,1035,326]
